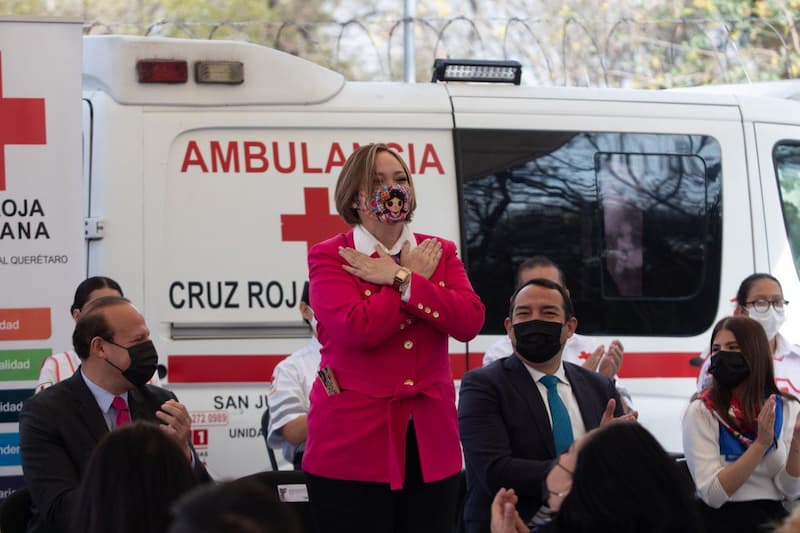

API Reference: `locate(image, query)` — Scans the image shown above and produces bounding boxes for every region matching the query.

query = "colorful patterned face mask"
[357,184,411,224]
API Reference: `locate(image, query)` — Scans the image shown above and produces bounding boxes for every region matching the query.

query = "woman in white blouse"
[683,315,800,533]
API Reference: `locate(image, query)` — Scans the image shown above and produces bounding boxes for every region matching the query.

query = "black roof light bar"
[431,59,522,85]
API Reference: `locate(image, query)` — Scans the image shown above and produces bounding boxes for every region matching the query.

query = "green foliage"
[632,0,800,87]
[1,0,339,72]
[3,0,800,85]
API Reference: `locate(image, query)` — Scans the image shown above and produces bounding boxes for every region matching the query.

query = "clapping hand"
[600,398,639,426]
[490,488,529,533]
[756,395,776,448]
[599,340,624,377]
[582,345,604,372]
[582,340,624,378]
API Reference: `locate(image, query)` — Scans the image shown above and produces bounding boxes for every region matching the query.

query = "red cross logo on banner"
[0,51,47,191]
[281,187,349,251]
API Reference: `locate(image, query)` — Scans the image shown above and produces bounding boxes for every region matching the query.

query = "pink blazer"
[303,231,485,489]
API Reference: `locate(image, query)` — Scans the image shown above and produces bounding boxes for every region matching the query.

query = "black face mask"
[512,320,564,364]
[106,340,159,387]
[708,350,750,389]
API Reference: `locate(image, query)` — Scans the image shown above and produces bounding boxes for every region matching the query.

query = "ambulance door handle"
[84,216,105,240]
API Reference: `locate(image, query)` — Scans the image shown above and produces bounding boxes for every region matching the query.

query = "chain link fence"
[83,14,800,88]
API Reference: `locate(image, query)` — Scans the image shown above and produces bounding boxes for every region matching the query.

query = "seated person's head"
[169,477,301,533]
[733,273,786,342]
[71,276,123,321]
[72,296,159,391]
[515,256,566,288]
[707,315,778,397]
[505,278,577,366]
[73,421,198,533]
[551,422,699,532]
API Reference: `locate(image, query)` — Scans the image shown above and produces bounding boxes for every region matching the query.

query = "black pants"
[305,422,461,533]
[697,499,788,533]
[292,451,304,471]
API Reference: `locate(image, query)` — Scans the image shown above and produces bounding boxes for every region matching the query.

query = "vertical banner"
[0,17,84,499]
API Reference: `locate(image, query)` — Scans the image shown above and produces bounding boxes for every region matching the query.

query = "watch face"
[394,268,410,289]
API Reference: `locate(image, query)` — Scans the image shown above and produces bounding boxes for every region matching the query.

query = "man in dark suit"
[458,278,635,533]
[19,296,210,533]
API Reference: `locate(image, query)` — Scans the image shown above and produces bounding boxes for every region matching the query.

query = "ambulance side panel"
[86,82,465,476]
[83,90,146,306]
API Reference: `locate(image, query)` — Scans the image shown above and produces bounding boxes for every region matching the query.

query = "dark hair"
[552,422,701,533]
[508,278,574,319]
[736,273,782,308]
[301,281,311,308]
[706,316,793,430]
[168,477,301,533]
[516,256,566,287]
[71,276,123,315]
[72,296,131,360]
[72,422,198,533]
[333,143,416,226]
[388,187,406,203]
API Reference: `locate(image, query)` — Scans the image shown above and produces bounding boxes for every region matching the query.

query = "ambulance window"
[456,130,722,336]
[774,142,800,277]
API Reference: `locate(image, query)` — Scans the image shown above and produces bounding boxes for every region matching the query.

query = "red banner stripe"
[615,351,702,379]
[167,355,282,383]
[168,351,703,383]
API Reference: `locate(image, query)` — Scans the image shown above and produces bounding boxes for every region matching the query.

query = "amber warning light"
[137,60,189,83]
[195,61,244,84]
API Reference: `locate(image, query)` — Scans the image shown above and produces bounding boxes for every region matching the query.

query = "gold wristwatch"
[392,267,411,292]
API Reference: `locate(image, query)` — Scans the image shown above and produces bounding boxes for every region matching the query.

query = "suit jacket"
[303,230,485,489]
[458,355,623,531]
[19,370,210,533]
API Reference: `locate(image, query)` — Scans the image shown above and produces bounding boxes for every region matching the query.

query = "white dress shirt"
[81,369,129,431]
[267,337,322,463]
[353,223,416,302]
[521,361,587,442]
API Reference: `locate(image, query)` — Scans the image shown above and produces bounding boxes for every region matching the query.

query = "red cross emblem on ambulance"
[0,51,47,191]
[281,187,349,251]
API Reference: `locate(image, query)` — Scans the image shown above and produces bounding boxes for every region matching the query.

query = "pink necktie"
[112,396,131,428]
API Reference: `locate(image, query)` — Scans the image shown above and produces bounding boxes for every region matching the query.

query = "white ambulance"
[79,34,800,477]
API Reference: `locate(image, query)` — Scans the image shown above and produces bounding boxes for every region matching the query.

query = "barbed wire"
[83,14,800,87]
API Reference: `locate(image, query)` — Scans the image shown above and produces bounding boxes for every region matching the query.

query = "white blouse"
[682,398,800,508]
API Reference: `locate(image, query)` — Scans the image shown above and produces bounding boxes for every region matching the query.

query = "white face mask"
[747,306,785,341]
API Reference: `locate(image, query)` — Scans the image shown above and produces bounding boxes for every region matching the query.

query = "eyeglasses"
[745,299,789,313]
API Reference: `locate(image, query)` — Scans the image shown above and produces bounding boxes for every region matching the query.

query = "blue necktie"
[539,374,574,454]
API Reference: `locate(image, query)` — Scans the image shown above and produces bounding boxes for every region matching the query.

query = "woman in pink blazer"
[303,143,485,533]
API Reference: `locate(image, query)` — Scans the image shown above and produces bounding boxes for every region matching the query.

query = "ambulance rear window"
[457,129,722,336]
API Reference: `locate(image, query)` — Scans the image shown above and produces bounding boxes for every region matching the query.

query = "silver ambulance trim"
[171,321,312,340]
